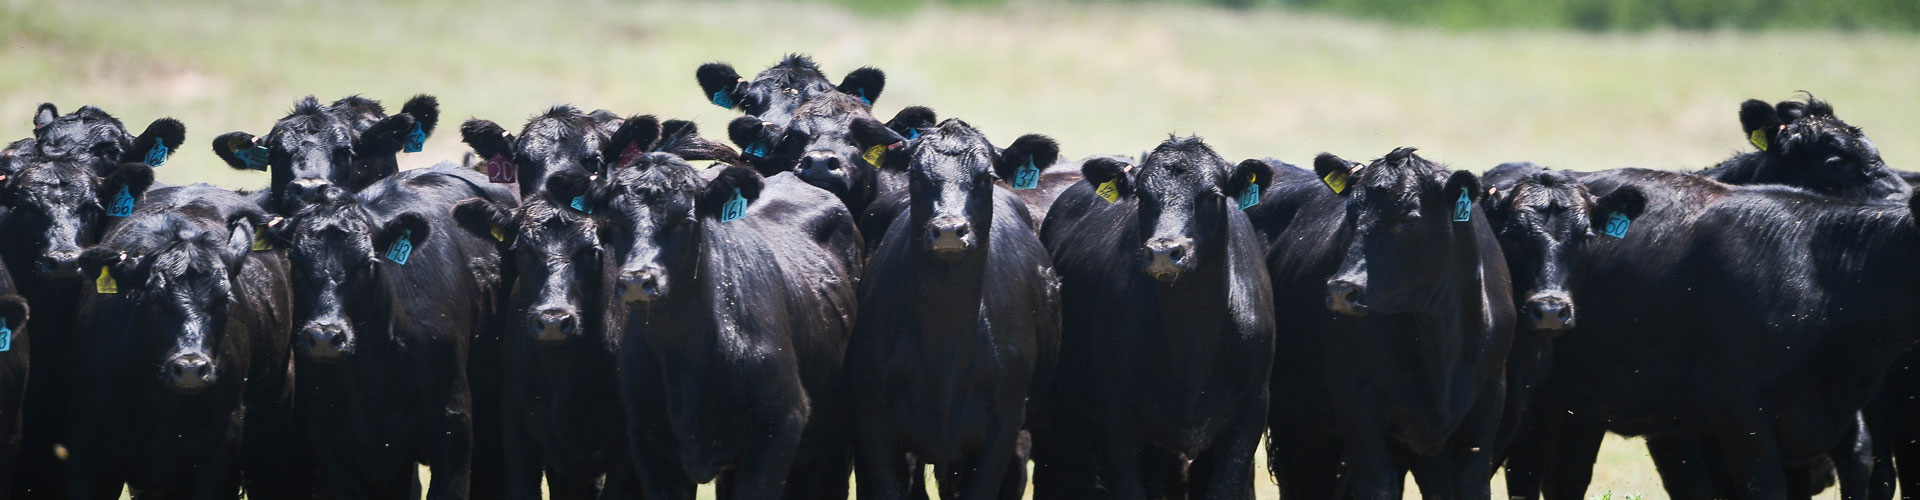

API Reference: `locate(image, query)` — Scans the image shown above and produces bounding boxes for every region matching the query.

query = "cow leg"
[1501,414,1553,500]
[1894,426,1920,500]
[1099,420,1149,500]
[1031,404,1101,500]
[1192,393,1264,500]
[997,431,1032,500]
[426,400,475,500]
[954,411,1023,500]
[499,409,543,500]
[1715,423,1790,500]
[1833,415,1875,500]
[726,414,805,500]
[852,417,911,500]
[545,471,598,500]
[1139,449,1183,500]
[1538,421,1604,500]
[1646,436,1718,500]
[1340,428,1402,500]
[601,460,641,500]
[1267,427,1340,500]
[1860,402,1896,500]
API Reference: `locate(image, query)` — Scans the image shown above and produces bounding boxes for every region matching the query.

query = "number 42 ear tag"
[1603,211,1632,239]
[385,229,414,265]
[1452,187,1472,222]
[720,188,749,222]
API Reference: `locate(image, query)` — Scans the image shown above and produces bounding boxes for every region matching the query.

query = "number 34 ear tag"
[720,188,749,222]
[385,229,414,265]
[1452,187,1472,222]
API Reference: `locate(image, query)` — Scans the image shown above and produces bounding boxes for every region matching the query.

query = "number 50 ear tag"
[385,229,414,265]
[720,188,749,222]
[1603,211,1632,239]
[1452,187,1472,222]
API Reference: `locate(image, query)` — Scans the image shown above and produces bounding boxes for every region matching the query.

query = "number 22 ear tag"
[1013,159,1040,190]
[720,188,749,222]
[1452,187,1472,222]
[385,229,414,265]
[1603,211,1632,239]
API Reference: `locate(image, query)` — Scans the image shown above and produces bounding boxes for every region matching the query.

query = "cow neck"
[1152,223,1232,340]
[352,266,406,349]
[628,220,724,355]
[909,218,993,345]
[1808,208,1920,404]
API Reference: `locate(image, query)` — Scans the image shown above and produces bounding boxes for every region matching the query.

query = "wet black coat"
[0,260,30,496]
[213,94,439,214]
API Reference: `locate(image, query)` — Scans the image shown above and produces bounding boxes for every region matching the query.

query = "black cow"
[1253,148,1514,499]
[590,152,860,499]
[1698,95,1906,202]
[1033,136,1275,500]
[26,103,186,176]
[726,92,926,218]
[452,177,636,500]
[847,120,1061,499]
[697,54,885,133]
[62,185,292,499]
[855,123,1077,253]
[459,106,636,197]
[213,94,439,213]
[0,259,31,496]
[274,164,514,499]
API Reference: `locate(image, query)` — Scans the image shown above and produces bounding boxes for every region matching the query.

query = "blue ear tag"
[1452,187,1472,222]
[108,184,135,217]
[1013,160,1041,190]
[1603,211,1632,239]
[720,188,749,222]
[0,318,12,352]
[570,195,592,214]
[403,122,426,153]
[744,142,768,158]
[235,146,270,171]
[855,89,871,106]
[711,90,735,109]
[385,229,414,265]
[144,143,170,167]
[1238,182,1261,210]
[905,128,919,140]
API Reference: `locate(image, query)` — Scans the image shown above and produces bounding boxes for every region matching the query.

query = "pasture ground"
[5,0,1911,498]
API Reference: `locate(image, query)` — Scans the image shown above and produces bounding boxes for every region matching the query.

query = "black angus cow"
[459,106,637,197]
[26,103,186,176]
[697,54,885,137]
[453,177,636,500]
[274,164,514,499]
[213,94,439,213]
[726,91,930,219]
[854,122,1080,252]
[0,159,160,498]
[1033,136,1275,500]
[1253,148,1514,499]
[1698,95,1907,202]
[591,152,861,499]
[63,185,293,499]
[847,120,1061,499]
[1509,168,1920,500]
[0,259,31,496]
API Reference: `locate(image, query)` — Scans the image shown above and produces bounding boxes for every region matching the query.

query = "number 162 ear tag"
[720,188,749,222]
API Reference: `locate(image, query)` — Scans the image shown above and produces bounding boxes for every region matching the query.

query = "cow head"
[213,95,439,212]
[1318,148,1479,316]
[594,153,763,305]
[1086,137,1270,285]
[78,207,262,394]
[0,161,152,279]
[1483,170,1645,332]
[1734,95,1905,201]
[276,189,430,363]
[698,54,885,128]
[902,119,1057,262]
[28,104,185,176]
[461,106,645,198]
[455,174,609,346]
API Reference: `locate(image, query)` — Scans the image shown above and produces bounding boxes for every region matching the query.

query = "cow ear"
[77,246,129,289]
[1225,159,1276,205]
[700,165,764,220]
[1740,99,1785,153]
[101,162,156,207]
[885,106,937,140]
[359,113,419,156]
[545,169,594,207]
[603,115,661,167]
[123,118,186,166]
[851,116,905,151]
[996,134,1059,181]
[32,103,58,130]
[697,63,745,110]
[373,212,432,262]
[727,116,771,156]
[453,198,515,248]
[1081,157,1135,200]
[459,119,516,162]
[838,67,885,106]
[0,294,26,333]
[1443,170,1483,219]
[1592,186,1648,229]
[212,131,264,171]
[222,215,265,272]
[1312,153,1362,196]
[399,94,440,139]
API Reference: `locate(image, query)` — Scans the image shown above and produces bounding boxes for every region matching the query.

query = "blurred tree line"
[836,0,1920,31]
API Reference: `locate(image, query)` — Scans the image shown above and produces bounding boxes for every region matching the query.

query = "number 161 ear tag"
[385,229,414,265]
[720,188,749,222]
[1603,211,1632,239]
[1452,187,1472,222]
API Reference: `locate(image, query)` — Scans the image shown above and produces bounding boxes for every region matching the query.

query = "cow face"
[1085,137,1270,284]
[1738,96,1905,201]
[595,154,763,304]
[79,211,257,394]
[0,161,152,279]
[1319,148,1479,316]
[458,178,607,345]
[462,108,652,198]
[902,120,1058,262]
[1484,171,1645,332]
[698,54,885,128]
[279,191,430,363]
[214,95,438,210]
[29,104,186,175]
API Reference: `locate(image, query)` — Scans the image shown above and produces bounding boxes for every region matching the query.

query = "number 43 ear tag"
[1452,187,1472,222]
[720,188,749,222]
[385,229,414,265]
[1603,211,1632,239]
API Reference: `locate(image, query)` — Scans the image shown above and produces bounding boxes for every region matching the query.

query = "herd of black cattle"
[0,54,1914,500]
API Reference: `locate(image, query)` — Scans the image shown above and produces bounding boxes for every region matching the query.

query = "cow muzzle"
[164,353,214,394]
[533,307,578,343]
[926,215,974,260]
[797,152,849,190]
[619,267,669,303]
[1143,237,1194,283]
[287,177,333,203]
[1326,278,1369,317]
[37,250,79,279]
[1524,295,1575,331]
[297,322,353,363]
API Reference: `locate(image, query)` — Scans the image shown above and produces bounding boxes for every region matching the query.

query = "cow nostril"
[1168,246,1185,262]
[561,316,577,334]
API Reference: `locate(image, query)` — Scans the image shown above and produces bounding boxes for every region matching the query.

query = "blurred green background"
[4,0,1911,498]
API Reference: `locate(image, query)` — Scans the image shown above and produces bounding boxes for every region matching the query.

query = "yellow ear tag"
[863,145,887,167]
[1749,129,1769,151]
[96,267,118,294]
[1322,168,1351,194]
[251,226,273,251]
[1095,179,1120,203]
[490,225,506,242]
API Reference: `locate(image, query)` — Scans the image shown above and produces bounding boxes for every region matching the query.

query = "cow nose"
[926,216,973,258]
[534,308,578,342]
[287,178,332,202]
[298,323,351,363]
[1525,296,1576,331]
[800,152,843,175]
[1326,279,1369,317]
[1143,237,1194,283]
[37,250,79,278]
[619,267,669,303]
[165,354,213,394]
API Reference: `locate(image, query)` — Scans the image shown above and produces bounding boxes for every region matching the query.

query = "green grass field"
[6,0,1912,498]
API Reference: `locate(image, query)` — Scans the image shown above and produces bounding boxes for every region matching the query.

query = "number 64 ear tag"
[1452,187,1472,222]
[385,229,414,265]
[720,188,749,222]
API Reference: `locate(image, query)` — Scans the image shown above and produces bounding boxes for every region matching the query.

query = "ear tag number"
[720,188,749,223]
[144,143,170,167]
[1749,129,1769,151]
[490,225,506,242]
[1095,179,1120,203]
[905,128,920,140]
[711,90,735,109]
[385,229,414,265]
[251,225,273,251]
[744,142,768,158]
[1452,187,1472,222]
[96,267,118,294]
[403,122,426,153]
[1322,169,1350,194]
[486,154,515,183]
[109,185,135,217]
[0,318,11,352]
[1013,160,1041,190]
[863,145,887,167]
[856,89,871,106]
[1604,211,1632,239]
[234,144,270,171]
[1238,178,1261,210]
[570,196,593,214]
